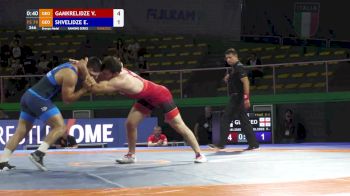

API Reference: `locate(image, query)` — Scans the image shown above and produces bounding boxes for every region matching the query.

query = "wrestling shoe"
[0,162,15,171]
[208,144,225,150]
[244,145,260,151]
[116,153,137,164]
[29,150,47,171]
[194,154,207,163]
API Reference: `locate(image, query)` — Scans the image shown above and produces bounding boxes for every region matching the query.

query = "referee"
[210,48,259,150]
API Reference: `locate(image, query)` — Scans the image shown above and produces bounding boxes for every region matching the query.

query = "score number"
[227,132,267,143]
[113,9,124,27]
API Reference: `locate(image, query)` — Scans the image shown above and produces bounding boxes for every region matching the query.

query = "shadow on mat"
[115,162,193,170]
[205,150,244,156]
[4,169,83,174]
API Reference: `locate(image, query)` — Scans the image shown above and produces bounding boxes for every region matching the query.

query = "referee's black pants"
[218,94,259,147]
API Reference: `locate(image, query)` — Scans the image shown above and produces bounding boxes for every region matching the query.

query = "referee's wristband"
[243,94,250,100]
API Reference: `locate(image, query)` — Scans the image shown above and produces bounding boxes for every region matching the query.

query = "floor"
[1,143,350,195]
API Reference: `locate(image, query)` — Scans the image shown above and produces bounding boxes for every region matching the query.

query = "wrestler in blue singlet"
[19,63,77,123]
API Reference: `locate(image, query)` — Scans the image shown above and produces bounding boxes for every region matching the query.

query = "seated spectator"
[82,39,93,57]
[11,40,22,59]
[147,126,168,147]
[127,40,140,63]
[23,52,38,88]
[9,58,26,93]
[246,53,263,85]
[10,58,24,75]
[23,52,37,74]
[11,34,22,46]
[21,45,33,59]
[0,43,11,68]
[37,54,50,74]
[108,48,119,59]
[54,134,78,149]
[47,55,60,69]
[115,38,125,60]
[138,55,149,80]
[279,109,296,143]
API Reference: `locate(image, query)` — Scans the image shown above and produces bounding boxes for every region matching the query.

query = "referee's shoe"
[208,144,260,151]
[208,144,225,150]
[244,145,260,151]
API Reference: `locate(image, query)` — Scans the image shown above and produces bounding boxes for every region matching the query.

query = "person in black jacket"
[209,48,259,150]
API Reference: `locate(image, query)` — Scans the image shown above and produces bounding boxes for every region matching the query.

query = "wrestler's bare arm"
[90,79,119,93]
[61,69,88,104]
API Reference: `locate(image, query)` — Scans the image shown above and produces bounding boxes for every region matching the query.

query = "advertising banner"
[0,118,158,149]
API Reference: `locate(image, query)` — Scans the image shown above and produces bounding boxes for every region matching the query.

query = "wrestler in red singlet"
[123,68,179,121]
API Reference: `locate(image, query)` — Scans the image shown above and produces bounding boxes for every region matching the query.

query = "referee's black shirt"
[227,61,247,95]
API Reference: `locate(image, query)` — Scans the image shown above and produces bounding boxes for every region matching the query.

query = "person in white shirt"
[11,40,21,59]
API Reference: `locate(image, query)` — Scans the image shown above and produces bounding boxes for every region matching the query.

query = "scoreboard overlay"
[26,9,124,30]
[227,112,273,144]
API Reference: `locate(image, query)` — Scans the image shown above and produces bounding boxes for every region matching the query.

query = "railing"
[146,58,349,96]
[241,34,332,47]
[1,58,349,103]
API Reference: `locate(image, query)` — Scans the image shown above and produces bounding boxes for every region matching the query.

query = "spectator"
[296,122,306,143]
[37,54,50,74]
[194,106,213,145]
[138,55,149,80]
[246,53,263,85]
[21,45,33,59]
[108,48,119,59]
[82,39,93,57]
[11,40,22,59]
[279,109,296,143]
[1,43,11,68]
[127,40,140,62]
[328,29,336,40]
[54,134,78,149]
[10,58,24,75]
[23,52,37,74]
[12,34,22,45]
[84,39,92,49]
[23,52,38,88]
[115,38,125,60]
[147,126,168,147]
[9,58,26,92]
[47,55,60,70]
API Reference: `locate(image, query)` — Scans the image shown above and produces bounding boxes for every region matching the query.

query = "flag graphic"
[294,2,320,38]
[259,117,271,127]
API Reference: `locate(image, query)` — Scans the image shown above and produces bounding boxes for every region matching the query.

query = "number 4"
[227,134,232,141]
